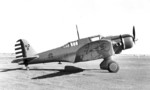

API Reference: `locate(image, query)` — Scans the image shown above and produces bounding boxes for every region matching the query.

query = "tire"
[108,61,119,73]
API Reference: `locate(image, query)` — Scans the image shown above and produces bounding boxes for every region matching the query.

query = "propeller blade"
[133,26,135,40]
[132,26,136,43]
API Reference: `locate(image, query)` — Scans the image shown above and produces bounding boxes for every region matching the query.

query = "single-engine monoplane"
[12,26,137,73]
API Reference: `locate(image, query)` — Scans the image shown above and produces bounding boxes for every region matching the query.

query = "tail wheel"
[108,61,119,73]
[24,59,29,70]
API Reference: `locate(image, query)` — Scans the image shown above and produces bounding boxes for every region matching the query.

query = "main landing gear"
[100,57,119,73]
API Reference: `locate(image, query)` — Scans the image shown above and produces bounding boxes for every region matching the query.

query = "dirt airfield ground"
[0,53,150,90]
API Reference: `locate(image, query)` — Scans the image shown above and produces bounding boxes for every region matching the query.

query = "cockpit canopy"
[63,41,78,48]
[62,35,103,48]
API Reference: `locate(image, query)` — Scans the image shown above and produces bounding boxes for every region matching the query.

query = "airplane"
[12,25,137,73]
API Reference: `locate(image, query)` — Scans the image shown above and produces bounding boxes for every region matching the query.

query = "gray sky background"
[0,0,150,54]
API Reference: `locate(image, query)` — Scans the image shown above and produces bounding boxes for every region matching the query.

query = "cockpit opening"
[63,41,78,48]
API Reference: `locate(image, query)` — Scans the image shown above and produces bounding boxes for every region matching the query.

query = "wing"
[11,57,38,64]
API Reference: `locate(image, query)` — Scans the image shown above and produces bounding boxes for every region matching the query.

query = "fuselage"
[27,34,134,65]
[28,35,100,64]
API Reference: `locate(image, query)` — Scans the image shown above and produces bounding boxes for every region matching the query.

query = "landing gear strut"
[100,57,119,73]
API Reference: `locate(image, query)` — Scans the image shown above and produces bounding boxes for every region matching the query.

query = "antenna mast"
[76,25,80,40]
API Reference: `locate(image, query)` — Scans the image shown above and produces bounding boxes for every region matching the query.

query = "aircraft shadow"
[0,66,108,79]
[32,66,84,79]
[0,68,23,72]
[0,68,68,72]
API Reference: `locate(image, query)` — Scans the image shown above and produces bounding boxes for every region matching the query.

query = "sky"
[0,0,150,54]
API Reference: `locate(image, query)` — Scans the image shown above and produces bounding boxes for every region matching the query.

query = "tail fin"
[12,39,38,63]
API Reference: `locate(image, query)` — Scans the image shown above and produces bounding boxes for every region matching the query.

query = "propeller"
[132,26,137,43]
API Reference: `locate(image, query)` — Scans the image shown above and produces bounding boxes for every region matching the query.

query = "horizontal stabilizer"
[11,56,38,63]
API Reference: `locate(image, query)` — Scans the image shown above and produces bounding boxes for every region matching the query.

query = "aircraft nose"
[123,37,134,49]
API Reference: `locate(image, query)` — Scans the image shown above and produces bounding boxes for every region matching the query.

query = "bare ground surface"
[0,54,150,90]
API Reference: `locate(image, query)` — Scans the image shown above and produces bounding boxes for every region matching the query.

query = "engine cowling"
[122,37,134,50]
[113,36,134,54]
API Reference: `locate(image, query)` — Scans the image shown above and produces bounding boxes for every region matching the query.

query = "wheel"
[108,61,119,73]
